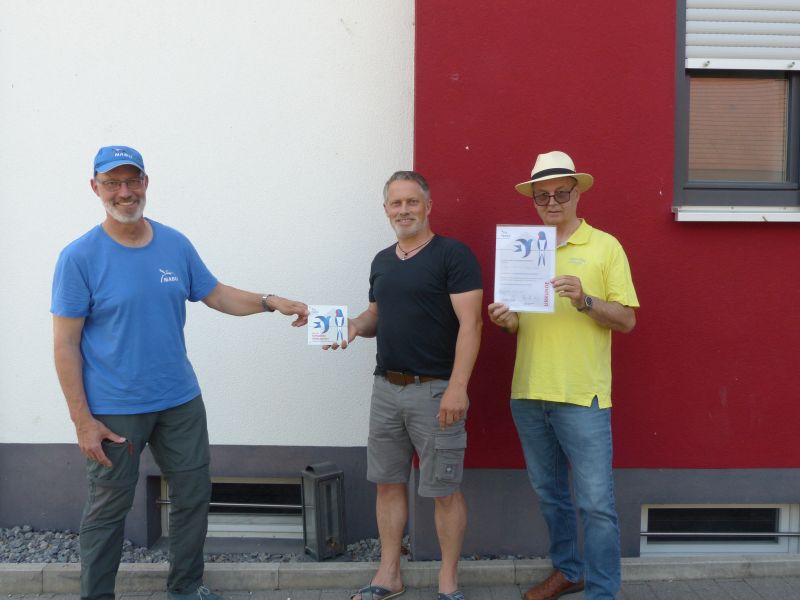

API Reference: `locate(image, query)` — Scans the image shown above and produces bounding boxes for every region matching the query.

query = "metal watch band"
[261,294,275,312]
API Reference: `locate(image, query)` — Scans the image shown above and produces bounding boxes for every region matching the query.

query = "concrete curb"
[1,555,799,593]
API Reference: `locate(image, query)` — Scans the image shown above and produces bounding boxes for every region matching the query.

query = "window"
[689,74,788,182]
[674,1,800,221]
[160,477,304,539]
[640,504,800,556]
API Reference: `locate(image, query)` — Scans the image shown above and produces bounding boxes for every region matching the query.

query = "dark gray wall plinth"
[0,443,376,547]
[3,445,797,559]
[408,467,800,560]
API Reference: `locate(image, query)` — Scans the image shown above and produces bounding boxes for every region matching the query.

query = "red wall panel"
[414,0,800,468]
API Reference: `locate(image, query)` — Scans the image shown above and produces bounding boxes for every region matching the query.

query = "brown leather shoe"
[523,569,585,600]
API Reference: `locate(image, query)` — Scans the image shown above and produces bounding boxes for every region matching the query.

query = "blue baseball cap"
[93,146,146,175]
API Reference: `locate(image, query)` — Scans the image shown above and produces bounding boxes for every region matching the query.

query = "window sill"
[673,206,800,222]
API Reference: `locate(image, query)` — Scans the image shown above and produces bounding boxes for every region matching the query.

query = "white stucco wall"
[0,1,414,445]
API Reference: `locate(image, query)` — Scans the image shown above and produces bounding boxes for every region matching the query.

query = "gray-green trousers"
[80,395,211,600]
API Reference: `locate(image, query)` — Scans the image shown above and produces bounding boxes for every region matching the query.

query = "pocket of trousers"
[87,440,137,486]
[433,431,467,482]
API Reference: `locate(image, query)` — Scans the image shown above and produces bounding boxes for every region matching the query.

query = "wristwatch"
[261,294,275,312]
[577,295,593,312]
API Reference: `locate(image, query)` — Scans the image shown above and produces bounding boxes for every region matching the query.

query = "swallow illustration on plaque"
[335,308,345,342]
[313,315,332,333]
[514,238,534,258]
[537,230,548,266]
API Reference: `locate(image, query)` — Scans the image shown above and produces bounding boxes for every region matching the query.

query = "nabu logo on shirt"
[159,269,179,283]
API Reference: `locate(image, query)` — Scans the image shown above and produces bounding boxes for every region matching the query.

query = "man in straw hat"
[488,151,639,600]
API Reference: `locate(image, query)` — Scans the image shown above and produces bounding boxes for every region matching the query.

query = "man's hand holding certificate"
[308,305,348,345]
[494,225,556,313]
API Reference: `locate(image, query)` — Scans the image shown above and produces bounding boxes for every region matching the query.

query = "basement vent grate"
[640,504,800,556]
[159,477,303,539]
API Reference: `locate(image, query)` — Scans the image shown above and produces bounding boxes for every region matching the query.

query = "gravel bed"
[0,526,528,564]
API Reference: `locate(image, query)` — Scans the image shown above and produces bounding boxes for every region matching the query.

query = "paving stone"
[224,592,254,600]
[687,579,736,599]
[511,560,555,587]
[2,573,799,600]
[649,579,701,599]
[393,587,426,600]
[785,578,800,600]
[40,565,81,594]
[400,563,437,588]
[249,590,303,600]
[278,563,370,590]
[716,579,761,600]
[488,584,523,599]
[457,585,495,600]
[113,565,169,593]
[618,581,656,600]
[0,564,44,594]
[457,562,515,586]
[744,576,800,599]
[278,590,322,600]
[204,564,278,592]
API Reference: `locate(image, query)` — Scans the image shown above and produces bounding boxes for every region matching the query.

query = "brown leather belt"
[383,370,438,386]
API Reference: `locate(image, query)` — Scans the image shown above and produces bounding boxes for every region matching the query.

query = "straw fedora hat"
[515,150,593,197]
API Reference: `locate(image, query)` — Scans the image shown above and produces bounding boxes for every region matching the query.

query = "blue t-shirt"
[51,219,218,414]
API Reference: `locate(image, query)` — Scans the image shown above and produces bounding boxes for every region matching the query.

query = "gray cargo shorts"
[367,374,467,497]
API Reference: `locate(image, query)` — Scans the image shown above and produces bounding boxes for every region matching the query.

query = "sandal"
[437,592,465,600]
[350,585,406,600]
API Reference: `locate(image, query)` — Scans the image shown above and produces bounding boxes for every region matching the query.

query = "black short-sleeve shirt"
[368,235,482,379]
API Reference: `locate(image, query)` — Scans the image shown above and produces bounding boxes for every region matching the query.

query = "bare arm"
[551,275,636,333]
[53,315,125,467]
[583,297,636,332]
[438,289,483,429]
[202,283,308,326]
[323,302,379,350]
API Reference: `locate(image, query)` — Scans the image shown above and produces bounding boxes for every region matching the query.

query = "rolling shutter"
[686,0,800,70]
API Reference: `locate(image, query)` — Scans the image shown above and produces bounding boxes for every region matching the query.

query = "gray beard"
[392,218,427,240]
[104,198,146,224]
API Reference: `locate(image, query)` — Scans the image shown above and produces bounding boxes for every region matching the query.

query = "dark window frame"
[674,0,800,210]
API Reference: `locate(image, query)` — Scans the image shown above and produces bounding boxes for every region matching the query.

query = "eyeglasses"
[532,186,576,206]
[95,177,145,192]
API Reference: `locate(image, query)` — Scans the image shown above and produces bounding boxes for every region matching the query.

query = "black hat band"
[531,167,576,180]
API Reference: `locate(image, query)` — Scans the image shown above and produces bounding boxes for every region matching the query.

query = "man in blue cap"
[51,146,309,600]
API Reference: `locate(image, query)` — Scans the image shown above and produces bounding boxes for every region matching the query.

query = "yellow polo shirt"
[511,220,639,408]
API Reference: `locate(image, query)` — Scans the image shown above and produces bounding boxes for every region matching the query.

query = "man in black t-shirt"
[327,171,482,600]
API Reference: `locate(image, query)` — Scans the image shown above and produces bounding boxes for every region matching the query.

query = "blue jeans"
[511,398,620,600]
